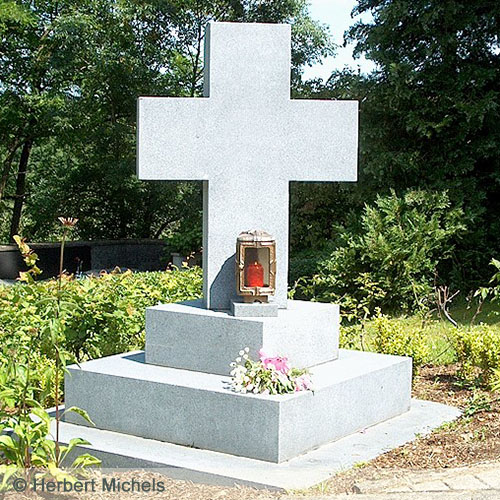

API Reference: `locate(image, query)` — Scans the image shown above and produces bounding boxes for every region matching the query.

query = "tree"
[0,1,96,240]
[0,0,332,244]
[347,0,500,283]
[291,0,500,287]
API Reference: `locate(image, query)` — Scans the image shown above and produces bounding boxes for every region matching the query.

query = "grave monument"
[62,22,459,489]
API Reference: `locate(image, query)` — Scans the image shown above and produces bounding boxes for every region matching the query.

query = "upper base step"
[145,299,339,375]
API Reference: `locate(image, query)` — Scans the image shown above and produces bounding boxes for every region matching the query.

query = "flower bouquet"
[230,348,313,395]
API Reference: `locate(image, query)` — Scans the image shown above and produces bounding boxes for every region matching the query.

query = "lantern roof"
[237,229,274,242]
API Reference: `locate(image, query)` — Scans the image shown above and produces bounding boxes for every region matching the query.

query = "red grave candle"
[246,261,264,287]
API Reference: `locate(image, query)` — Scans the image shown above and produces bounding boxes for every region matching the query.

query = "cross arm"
[283,100,359,182]
[137,97,215,181]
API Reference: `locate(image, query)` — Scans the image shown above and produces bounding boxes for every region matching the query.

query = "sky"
[302,0,376,81]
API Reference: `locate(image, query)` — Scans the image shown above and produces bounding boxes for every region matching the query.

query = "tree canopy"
[293,0,500,288]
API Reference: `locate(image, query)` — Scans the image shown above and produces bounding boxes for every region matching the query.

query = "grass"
[341,300,500,366]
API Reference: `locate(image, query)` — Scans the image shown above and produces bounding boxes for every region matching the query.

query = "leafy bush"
[370,311,429,373]
[475,258,500,313]
[492,369,500,393]
[454,324,500,388]
[0,268,202,404]
[293,190,466,317]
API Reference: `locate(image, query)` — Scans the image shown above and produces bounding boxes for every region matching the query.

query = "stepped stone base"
[145,299,339,376]
[64,349,412,463]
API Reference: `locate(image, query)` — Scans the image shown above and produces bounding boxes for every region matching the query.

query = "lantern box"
[236,230,276,303]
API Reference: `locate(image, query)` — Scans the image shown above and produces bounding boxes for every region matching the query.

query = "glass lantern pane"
[243,247,270,287]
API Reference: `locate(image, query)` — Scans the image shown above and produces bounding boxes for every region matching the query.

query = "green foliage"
[164,216,203,256]
[492,369,500,393]
[0,268,202,374]
[454,324,500,388]
[339,304,500,380]
[0,231,104,487]
[0,404,99,489]
[294,0,500,292]
[475,258,500,308]
[348,0,500,287]
[0,233,203,485]
[294,189,466,316]
[371,311,429,373]
[462,391,492,417]
[0,321,100,488]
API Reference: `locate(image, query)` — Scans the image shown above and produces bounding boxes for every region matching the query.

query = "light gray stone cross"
[137,22,358,310]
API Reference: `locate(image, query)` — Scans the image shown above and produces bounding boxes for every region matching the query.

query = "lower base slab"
[65,349,412,463]
[55,399,460,490]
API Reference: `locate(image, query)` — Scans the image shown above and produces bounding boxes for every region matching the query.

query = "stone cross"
[137,22,358,310]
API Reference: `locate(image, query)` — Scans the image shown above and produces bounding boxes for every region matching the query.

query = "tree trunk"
[9,138,33,241]
[141,188,154,238]
[189,20,203,97]
[0,139,22,202]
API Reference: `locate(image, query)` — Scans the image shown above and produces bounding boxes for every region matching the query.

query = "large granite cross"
[137,22,358,310]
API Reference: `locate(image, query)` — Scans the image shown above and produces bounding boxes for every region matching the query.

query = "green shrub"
[454,324,500,388]
[0,268,202,402]
[475,258,500,313]
[492,369,500,393]
[370,311,429,373]
[293,190,466,317]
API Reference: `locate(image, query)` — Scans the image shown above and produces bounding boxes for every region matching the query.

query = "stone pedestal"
[62,298,461,484]
[64,299,415,464]
[230,300,279,317]
[145,300,339,375]
[56,398,461,490]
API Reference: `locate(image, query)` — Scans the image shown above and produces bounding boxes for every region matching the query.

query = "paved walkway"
[351,462,500,494]
[286,462,500,499]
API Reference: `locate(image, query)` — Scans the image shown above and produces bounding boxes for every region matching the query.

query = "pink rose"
[258,349,290,374]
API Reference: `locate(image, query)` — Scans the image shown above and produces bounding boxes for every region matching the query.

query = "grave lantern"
[236,230,276,303]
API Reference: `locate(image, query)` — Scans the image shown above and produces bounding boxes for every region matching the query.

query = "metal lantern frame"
[236,230,276,302]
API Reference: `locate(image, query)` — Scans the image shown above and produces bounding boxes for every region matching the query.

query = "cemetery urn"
[236,230,276,303]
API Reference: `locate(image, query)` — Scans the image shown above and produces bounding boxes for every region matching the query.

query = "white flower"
[247,383,254,391]
[244,347,250,353]
[236,357,242,363]
[230,362,236,367]
[239,350,245,356]
[243,354,249,360]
